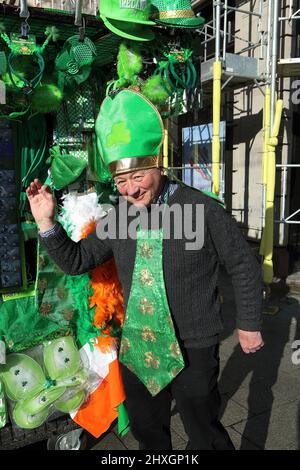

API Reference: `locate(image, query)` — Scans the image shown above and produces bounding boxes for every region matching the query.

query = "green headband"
[0,26,59,95]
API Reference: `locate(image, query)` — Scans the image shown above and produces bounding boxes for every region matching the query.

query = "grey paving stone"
[119,430,139,450]
[170,413,188,442]
[224,380,292,416]
[226,427,261,450]
[271,370,300,403]
[221,397,249,426]
[233,402,300,450]
[218,358,265,395]
[171,430,187,450]
[219,334,239,362]
[91,431,127,450]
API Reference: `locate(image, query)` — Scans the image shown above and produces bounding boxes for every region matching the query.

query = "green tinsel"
[59,216,100,349]
[66,274,100,350]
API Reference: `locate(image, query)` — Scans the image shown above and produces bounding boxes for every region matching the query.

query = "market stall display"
[0,0,204,450]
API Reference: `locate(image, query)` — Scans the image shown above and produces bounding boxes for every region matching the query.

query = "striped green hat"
[151,0,205,28]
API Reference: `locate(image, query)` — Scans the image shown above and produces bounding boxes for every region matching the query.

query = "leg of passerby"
[121,366,172,450]
[171,345,235,450]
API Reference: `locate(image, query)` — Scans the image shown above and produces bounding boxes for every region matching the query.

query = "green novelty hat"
[151,0,205,28]
[100,0,155,41]
[95,89,164,176]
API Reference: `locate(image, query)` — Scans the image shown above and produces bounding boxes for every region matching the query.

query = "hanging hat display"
[95,89,164,176]
[99,0,155,42]
[151,0,205,28]
[55,35,97,91]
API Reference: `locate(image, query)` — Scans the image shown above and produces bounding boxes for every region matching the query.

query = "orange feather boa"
[80,219,125,352]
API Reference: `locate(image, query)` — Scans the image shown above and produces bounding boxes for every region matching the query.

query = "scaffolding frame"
[193,1,290,283]
[275,0,300,227]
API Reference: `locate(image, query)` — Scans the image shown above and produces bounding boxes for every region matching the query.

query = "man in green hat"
[26,90,263,450]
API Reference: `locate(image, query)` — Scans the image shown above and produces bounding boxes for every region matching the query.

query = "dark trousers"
[121,344,235,450]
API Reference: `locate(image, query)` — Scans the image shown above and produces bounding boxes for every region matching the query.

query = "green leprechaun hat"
[100,0,155,42]
[95,89,164,176]
[151,0,205,28]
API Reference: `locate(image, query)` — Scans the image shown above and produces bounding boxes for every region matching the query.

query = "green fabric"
[151,0,205,28]
[0,379,7,429]
[35,242,76,332]
[14,114,49,216]
[117,401,130,437]
[36,237,103,349]
[46,145,86,190]
[96,89,164,170]
[0,295,70,353]
[119,227,184,396]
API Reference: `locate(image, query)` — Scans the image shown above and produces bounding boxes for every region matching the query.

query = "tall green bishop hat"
[95,89,164,176]
[151,0,205,28]
[100,0,155,42]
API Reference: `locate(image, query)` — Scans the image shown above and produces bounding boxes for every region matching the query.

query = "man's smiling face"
[114,168,165,207]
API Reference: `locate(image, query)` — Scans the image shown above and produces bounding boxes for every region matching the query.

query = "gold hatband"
[159,10,195,19]
[108,155,163,176]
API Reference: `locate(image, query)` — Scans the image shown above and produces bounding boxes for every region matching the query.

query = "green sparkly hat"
[151,0,205,28]
[95,89,164,176]
[100,0,155,42]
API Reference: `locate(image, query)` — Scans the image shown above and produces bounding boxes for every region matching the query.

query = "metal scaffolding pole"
[222,0,228,61]
[261,0,273,233]
[215,0,221,60]
[270,0,280,129]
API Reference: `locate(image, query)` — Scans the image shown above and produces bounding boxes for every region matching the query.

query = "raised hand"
[26,179,56,232]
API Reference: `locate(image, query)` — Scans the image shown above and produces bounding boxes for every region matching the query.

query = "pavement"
[86,269,300,451]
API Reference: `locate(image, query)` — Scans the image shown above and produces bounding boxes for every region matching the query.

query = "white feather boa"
[58,192,106,242]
